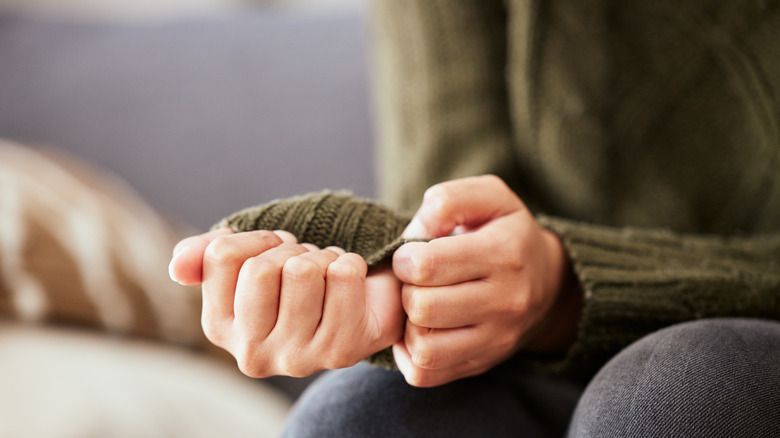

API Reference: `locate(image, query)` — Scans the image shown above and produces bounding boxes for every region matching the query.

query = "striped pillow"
[0,139,208,349]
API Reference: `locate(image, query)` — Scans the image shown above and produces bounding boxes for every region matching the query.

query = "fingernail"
[171,242,187,258]
[402,217,427,239]
[274,230,298,243]
[325,246,346,255]
[168,254,182,284]
[301,243,319,252]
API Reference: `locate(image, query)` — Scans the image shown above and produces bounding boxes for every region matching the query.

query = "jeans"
[283,318,780,437]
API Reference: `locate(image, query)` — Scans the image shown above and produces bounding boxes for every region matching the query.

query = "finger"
[394,219,512,286]
[273,230,298,244]
[402,175,524,239]
[392,238,486,286]
[274,248,341,342]
[313,253,369,366]
[301,243,320,252]
[325,246,346,255]
[395,212,531,286]
[169,228,233,286]
[392,341,489,388]
[402,322,483,370]
[401,281,490,328]
[364,265,405,347]
[231,245,311,340]
[201,230,286,322]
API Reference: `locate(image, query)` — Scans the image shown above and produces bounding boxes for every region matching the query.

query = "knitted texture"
[372,0,780,382]
[212,191,414,368]
[537,215,780,381]
[371,0,532,214]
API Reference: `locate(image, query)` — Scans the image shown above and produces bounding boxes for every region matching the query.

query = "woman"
[170,1,780,436]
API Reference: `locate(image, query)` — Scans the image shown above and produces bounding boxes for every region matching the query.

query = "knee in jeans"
[568,318,780,438]
[282,364,416,437]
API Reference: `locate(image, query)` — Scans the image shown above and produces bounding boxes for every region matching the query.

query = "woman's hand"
[169,229,405,378]
[392,175,582,387]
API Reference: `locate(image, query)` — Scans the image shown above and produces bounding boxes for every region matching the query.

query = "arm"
[171,183,779,385]
[371,0,780,387]
[536,216,780,381]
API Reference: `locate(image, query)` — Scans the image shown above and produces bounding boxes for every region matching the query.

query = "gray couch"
[0,9,376,231]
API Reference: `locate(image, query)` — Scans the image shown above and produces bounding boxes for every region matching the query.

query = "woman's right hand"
[169,228,405,378]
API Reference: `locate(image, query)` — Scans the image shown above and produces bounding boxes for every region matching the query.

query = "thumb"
[402,175,524,239]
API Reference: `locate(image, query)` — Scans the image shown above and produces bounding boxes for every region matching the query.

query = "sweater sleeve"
[535,215,780,382]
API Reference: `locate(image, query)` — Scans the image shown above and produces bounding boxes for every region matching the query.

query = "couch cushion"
[0,10,375,230]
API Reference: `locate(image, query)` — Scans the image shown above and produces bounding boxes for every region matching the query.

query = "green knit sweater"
[216,0,780,382]
[372,0,780,382]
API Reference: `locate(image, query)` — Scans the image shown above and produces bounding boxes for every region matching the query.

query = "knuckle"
[241,257,278,280]
[424,184,458,218]
[406,331,441,370]
[404,367,437,388]
[406,293,434,326]
[327,255,364,282]
[235,346,268,379]
[322,348,357,370]
[283,256,319,280]
[407,248,438,284]
[274,353,313,378]
[508,290,531,317]
[243,228,276,240]
[410,344,440,370]
[204,231,282,266]
[500,246,525,272]
[203,236,238,265]
[253,229,284,247]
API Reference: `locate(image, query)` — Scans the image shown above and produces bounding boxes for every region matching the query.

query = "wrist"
[523,229,583,355]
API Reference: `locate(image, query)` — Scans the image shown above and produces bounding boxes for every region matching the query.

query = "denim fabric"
[568,318,780,438]
[283,362,582,438]
[284,318,780,437]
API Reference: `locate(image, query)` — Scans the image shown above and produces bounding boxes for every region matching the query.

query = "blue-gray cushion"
[0,10,375,230]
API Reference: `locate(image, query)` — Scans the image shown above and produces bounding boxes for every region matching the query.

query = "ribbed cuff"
[535,215,780,382]
[212,191,411,266]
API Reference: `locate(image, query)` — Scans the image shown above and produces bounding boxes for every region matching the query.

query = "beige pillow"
[0,139,293,436]
[0,138,206,348]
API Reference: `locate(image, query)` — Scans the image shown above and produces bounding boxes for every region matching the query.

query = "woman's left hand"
[391,175,582,387]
